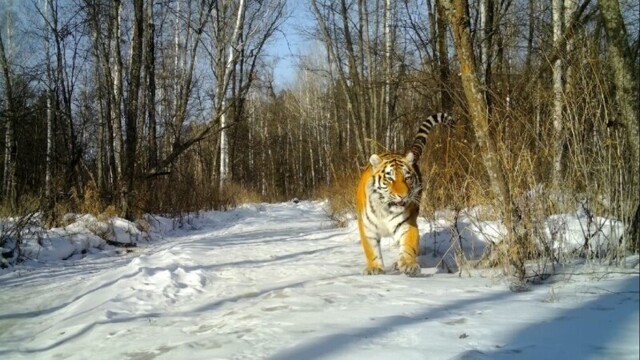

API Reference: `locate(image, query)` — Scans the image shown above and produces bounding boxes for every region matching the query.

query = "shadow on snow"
[270,276,639,359]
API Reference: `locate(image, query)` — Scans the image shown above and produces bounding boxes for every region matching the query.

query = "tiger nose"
[391,179,410,197]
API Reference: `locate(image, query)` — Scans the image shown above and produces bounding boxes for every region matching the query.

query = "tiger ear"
[369,154,382,168]
[405,152,415,165]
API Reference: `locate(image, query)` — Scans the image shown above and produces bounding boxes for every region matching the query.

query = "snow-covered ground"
[0,201,638,359]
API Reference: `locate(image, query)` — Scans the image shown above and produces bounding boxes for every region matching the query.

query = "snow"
[0,201,638,359]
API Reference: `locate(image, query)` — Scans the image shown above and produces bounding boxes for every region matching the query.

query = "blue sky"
[269,1,314,88]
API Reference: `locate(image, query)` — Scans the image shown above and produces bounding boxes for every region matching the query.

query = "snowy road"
[0,201,638,359]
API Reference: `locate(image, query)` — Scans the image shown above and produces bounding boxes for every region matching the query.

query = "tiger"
[356,113,455,276]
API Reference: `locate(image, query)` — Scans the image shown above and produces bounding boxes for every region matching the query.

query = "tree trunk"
[441,0,528,277]
[359,0,378,150]
[552,0,564,188]
[122,0,144,220]
[479,0,487,78]
[85,0,118,195]
[43,0,57,221]
[0,27,17,211]
[144,0,158,208]
[44,0,54,203]
[146,0,157,170]
[218,0,247,192]
[564,0,577,91]
[525,0,535,71]
[436,0,452,110]
[383,0,393,147]
[340,0,369,154]
[479,0,494,112]
[51,0,81,198]
[597,0,640,249]
[112,0,124,188]
[427,0,438,65]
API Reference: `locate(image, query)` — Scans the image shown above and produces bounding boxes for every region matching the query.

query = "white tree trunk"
[219,0,246,190]
[552,0,564,188]
[384,0,392,148]
[564,0,577,91]
[112,0,124,182]
[44,0,54,200]
[479,0,488,86]
[0,12,16,210]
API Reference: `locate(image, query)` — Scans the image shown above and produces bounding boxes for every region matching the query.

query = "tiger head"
[369,152,421,213]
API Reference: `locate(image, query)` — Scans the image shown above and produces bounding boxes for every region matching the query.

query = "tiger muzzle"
[388,200,406,208]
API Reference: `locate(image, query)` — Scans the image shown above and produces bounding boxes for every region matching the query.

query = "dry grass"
[0,195,40,218]
[218,183,266,209]
[317,173,358,227]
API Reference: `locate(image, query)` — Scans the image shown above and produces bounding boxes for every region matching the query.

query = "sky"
[269,1,315,89]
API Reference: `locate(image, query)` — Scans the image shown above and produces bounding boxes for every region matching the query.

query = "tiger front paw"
[394,258,421,277]
[363,266,385,275]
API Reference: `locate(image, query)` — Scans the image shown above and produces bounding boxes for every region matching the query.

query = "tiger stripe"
[409,113,454,162]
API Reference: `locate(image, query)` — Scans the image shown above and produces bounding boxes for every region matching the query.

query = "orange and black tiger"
[356,113,454,276]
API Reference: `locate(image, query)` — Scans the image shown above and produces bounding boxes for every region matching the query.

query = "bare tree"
[551,0,564,188]
[440,0,529,277]
[217,0,246,191]
[597,0,640,247]
[312,0,365,157]
[383,0,393,146]
[0,19,16,211]
[120,0,144,220]
[436,0,452,110]
[43,0,54,214]
[111,0,124,185]
[145,0,157,171]
[146,0,213,177]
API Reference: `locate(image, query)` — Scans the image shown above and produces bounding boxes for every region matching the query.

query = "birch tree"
[0,19,16,211]
[383,0,393,146]
[217,0,246,191]
[552,0,564,187]
[111,0,124,185]
[43,0,54,213]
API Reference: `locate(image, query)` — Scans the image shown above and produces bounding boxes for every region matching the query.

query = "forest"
[0,0,638,270]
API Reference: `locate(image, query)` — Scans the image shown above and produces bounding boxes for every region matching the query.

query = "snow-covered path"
[0,201,638,359]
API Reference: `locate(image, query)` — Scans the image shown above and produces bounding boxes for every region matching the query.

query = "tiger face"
[369,153,421,214]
